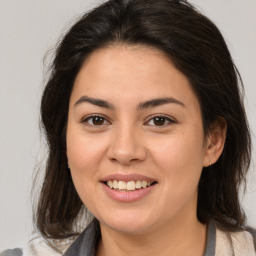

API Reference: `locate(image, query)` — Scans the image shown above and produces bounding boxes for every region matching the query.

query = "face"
[66,45,211,234]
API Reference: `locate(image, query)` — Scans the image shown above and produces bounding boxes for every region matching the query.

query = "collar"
[64,219,216,256]
[64,219,100,256]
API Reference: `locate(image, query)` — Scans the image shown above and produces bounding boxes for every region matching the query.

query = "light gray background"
[0,0,255,250]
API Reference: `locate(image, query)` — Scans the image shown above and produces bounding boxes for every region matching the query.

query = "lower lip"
[101,183,156,202]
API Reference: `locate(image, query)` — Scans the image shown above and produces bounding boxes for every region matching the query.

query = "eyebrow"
[138,97,185,110]
[74,95,185,110]
[74,95,114,109]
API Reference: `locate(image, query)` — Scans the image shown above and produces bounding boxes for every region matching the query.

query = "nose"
[107,124,147,165]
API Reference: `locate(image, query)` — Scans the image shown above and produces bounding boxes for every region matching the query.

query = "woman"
[2,0,255,255]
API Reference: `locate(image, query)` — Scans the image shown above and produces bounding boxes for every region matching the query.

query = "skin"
[66,45,226,256]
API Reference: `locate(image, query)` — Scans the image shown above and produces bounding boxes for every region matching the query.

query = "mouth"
[102,180,157,192]
[101,174,158,202]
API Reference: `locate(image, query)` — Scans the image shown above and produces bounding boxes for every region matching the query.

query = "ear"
[203,117,227,167]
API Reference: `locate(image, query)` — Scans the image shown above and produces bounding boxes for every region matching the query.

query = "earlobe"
[203,117,227,167]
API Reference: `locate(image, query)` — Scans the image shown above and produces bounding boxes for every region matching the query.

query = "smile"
[101,173,158,202]
[105,180,155,191]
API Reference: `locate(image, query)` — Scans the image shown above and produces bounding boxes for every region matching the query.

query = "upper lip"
[101,173,157,183]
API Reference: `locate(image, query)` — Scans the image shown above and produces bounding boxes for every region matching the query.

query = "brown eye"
[92,116,104,125]
[146,115,175,127]
[83,115,108,126]
[152,117,166,126]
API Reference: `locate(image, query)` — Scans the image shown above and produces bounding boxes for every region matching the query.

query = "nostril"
[109,156,140,166]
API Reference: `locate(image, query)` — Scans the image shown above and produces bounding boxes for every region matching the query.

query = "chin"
[98,210,158,234]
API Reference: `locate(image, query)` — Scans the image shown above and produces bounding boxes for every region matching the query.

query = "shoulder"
[0,249,23,256]
[0,236,76,256]
[216,226,256,256]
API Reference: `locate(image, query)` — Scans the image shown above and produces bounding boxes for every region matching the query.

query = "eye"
[145,115,176,127]
[82,115,110,126]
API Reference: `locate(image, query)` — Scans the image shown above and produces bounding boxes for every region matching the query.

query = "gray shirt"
[1,219,216,256]
[63,219,216,256]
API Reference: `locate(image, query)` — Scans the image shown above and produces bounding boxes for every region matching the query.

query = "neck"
[96,218,207,256]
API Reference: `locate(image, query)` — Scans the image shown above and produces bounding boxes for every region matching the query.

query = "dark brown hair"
[36,0,251,239]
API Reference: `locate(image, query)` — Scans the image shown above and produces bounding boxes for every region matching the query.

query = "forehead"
[71,44,200,111]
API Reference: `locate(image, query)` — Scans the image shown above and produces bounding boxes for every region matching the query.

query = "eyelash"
[145,114,176,127]
[81,114,176,127]
[82,115,110,126]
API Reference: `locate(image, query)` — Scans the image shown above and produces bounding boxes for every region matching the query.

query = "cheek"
[150,134,205,216]
[66,132,108,212]
[153,133,204,168]
[67,130,106,171]
[66,130,108,196]
[150,130,205,191]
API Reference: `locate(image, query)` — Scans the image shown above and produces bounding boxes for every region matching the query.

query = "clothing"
[1,219,255,256]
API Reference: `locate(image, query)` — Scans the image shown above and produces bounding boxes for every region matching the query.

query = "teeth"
[127,181,135,190]
[107,180,113,188]
[135,181,142,189]
[113,180,118,189]
[106,180,154,191]
[118,181,127,190]
[141,181,147,188]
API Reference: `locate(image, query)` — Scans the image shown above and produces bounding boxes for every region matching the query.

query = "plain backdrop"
[0,0,255,250]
